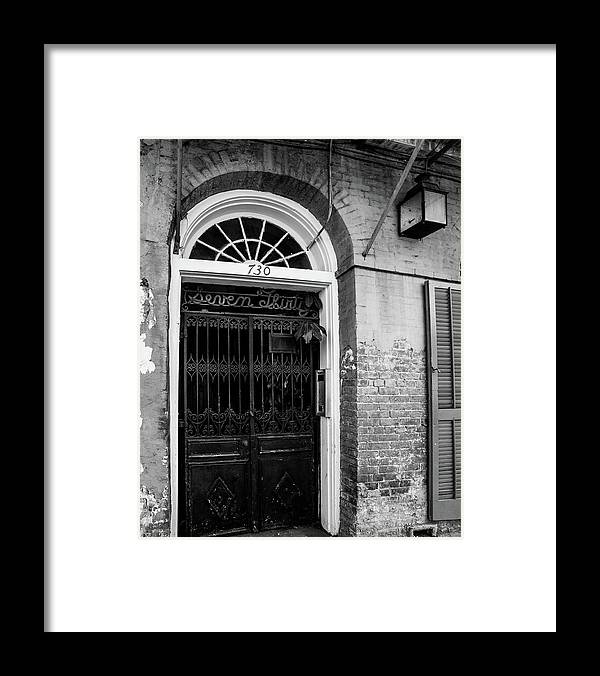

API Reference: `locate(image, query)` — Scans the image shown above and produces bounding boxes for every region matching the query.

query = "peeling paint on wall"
[139,332,156,374]
[138,266,170,537]
[139,278,157,374]
[140,484,170,537]
[340,346,357,378]
[139,277,156,330]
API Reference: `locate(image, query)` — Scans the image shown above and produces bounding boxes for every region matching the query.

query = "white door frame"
[168,190,341,535]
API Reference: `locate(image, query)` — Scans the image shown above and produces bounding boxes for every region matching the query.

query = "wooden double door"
[178,283,320,536]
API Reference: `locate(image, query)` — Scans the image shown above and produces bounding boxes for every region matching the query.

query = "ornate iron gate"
[178,283,321,536]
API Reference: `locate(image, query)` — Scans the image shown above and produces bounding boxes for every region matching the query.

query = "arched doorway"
[169,190,340,535]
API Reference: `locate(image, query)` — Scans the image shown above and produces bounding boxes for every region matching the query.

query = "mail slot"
[315,369,326,416]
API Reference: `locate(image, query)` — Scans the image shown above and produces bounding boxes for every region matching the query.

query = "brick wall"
[139,138,461,537]
[351,240,461,536]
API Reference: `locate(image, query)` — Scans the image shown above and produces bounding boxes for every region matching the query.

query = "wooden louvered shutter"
[426,281,461,521]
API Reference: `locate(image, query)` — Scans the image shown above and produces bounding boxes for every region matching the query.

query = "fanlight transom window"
[189,217,311,270]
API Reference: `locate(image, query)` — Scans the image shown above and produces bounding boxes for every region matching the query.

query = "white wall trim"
[169,190,340,536]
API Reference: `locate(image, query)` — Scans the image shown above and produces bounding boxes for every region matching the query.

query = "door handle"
[241,439,249,448]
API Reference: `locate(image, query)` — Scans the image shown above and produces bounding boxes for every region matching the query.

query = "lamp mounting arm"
[361,139,424,258]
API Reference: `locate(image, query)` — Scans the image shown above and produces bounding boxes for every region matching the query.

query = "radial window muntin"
[190,217,312,270]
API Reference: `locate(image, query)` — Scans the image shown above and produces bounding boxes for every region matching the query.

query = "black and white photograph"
[46,45,556,632]
[139,138,461,538]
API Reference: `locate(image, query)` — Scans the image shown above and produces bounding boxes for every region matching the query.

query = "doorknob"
[241,439,249,448]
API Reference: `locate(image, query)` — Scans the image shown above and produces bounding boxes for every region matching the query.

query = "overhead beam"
[361,139,424,259]
[425,139,459,168]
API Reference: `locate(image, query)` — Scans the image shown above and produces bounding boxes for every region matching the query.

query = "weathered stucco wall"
[139,140,175,536]
[139,139,461,537]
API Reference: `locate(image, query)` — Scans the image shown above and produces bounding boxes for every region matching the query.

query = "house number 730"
[247,264,271,276]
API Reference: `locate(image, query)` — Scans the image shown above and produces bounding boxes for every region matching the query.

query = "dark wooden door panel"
[260,454,315,530]
[188,461,250,536]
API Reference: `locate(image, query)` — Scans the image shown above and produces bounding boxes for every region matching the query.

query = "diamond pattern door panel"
[259,438,316,530]
[188,462,250,536]
[179,283,319,536]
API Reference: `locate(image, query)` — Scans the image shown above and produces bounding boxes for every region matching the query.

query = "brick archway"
[181,171,353,272]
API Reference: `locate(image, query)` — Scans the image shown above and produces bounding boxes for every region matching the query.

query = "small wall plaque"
[269,333,298,353]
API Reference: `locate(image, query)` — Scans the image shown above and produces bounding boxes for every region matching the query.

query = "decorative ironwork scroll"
[186,408,251,437]
[181,284,321,318]
[182,286,317,439]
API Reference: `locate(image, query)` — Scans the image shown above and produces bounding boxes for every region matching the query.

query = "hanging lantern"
[398,173,448,239]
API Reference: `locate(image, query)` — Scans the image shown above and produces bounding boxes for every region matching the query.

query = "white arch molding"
[168,190,341,535]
